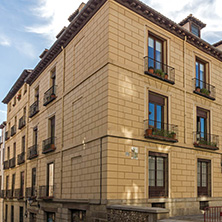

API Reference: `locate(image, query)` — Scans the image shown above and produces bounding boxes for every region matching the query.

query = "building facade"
[2,0,222,221]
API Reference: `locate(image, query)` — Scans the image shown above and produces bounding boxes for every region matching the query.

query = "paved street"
[158,214,204,222]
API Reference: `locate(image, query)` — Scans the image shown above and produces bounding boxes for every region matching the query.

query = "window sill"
[145,71,175,85]
[145,134,178,143]
[193,142,218,150]
[193,90,215,100]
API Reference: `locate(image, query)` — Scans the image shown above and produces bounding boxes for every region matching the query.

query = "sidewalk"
[158,214,204,222]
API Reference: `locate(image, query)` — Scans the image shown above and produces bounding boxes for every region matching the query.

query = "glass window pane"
[197,162,200,187]
[196,62,199,81]
[148,37,154,67]
[156,105,162,129]
[200,117,205,138]
[149,103,155,127]
[149,156,155,170]
[155,40,162,69]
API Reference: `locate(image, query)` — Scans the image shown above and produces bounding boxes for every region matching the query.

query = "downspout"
[99,137,103,204]
[60,46,66,199]
[184,36,187,143]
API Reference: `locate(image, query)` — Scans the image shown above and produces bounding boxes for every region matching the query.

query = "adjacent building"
[1,0,222,221]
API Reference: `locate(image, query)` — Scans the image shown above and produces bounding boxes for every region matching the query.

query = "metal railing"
[15,188,24,199]
[5,131,9,141]
[193,132,219,150]
[17,152,25,165]
[6,189,11,198]
[11,125,16,136]
[26,187,37,198]
[43,85,57,106]
[3,160,9,170]
[29,100,39,118]
[0,190,4,198]
[144,119,178,142]
[193,78,215,99]
[38,185,54,199]
[42,136,56,154]
[144,56,175,83]
[27,144,38,160]
[9,157,15,168]
[204,206,222,222]
[18,116,26,129]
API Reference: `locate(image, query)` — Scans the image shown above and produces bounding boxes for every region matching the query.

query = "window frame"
[149,151,168,198]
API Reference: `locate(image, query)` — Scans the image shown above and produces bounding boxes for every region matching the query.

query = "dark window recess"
[30,213,36,222]
[11,174,15,198]
[200,201,209,210]
[198,159,211,197]
[152,203,165,208]
[20,172,24,198]
[19,207,23,222]
[46,212,55,222]
[31,168,36,197]
[71,210,86,222]
[149,152,168,198]
[5,204,8,222]
[11,205,14,222]
[191,24,200,37]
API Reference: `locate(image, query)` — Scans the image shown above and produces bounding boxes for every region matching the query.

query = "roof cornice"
[26,0,106,86]
[2,69,32,104]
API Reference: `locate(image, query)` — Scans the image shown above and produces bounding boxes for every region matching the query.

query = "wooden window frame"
[149,151,168,198]
[190,22,200,37]
[196,58,206,84]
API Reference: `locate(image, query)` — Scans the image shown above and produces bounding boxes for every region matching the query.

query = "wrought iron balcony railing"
[0,190,4,198]
[27,144,38,160]
[193,78,215,100]
[3,160,9,170]
[144,119,178,143]
[15,188,24,200]
[6,189,11,198]
[9,157,15,168]
[193,132,219,150]
[11,125,16,136]
[144,56,175,84]
[43,85,57,106]
[17,152,25,165]
[42,136,56,154]
[29,100,39,118]
[38,185,54,199]
[26,187,37,198]
[18,116,26,129]
[5,131,9,141]
[9,189,15,199]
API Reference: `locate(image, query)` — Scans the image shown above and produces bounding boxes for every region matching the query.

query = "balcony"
[38,185,54,199]
[5,131,9,141]
[29,100,39,118]
[9,189,15,199]
[193,78,215,100]
[26,187,37,198]
[15,188,24,200]
[17,152,25,165]
[144,119,178,143]
[9,157,15,168]
[6,189,11,199]
[27,144,38,160]
[43,85,57,106]
[193,132,219,150]
[42,137,56,154]
[3,160,9,170]
[144,56,175,84]
[18,116,26,129]
[11,125,16,136]
[0,190,4,198]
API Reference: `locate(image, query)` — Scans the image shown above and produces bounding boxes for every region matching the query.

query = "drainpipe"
[99,137,103,204]
[60,46,66,199]
[184,36,187,143]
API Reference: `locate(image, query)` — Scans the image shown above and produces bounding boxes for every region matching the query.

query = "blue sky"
[0,0,221,124]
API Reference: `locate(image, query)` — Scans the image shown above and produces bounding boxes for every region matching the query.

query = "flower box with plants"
[145,128,177,142]
[17,93,21,101]
[200,88,210,96]
[193,140,218,150]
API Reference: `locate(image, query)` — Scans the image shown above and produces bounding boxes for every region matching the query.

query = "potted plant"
[145,125,153,136]
[171,132,176,140]
[200,88,209,96]
[195,86,200,92]
[164,73,168,80]
[155,69,163,77]
[148,67,154,74]
[51,94,56,99]
[17,93,21,101]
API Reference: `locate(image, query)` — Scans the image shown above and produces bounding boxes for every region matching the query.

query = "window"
[51,68,56,87]
[5,204,8,222]
[19,207,23,222]
[13,143,16,158]
[11,205,14,222]
[49,116,55,139]
[9,103,11,112]
[35,87,39,102]
[47,163,54,197]
[71,210,86,222]
[24,83,27,95]
[30,213,36,222]
[33,127,38,146]
[13,97,16,106]
[148,34,163,70]
[149,152,168,198]
[20,172,24,197]
[46,212,55,222]
[191,23,200,37]
[31,168,36,196]
[23,107,26,116]
[7,146,10,160]
[6,176,9,196]
[198,159,211,196]
[22,136,25,153]
[196,59,206,89]
[0,176,2,191]
[11,174,15,197]
[149,92,166,129]
[196,108,209,142]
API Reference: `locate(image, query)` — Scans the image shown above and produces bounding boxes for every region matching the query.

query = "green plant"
[200,88,209,96]
[155,69,164,77]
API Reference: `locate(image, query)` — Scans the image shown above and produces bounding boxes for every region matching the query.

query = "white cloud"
[14,41,36,59]
[26,0,85,41]
[0,35,11,46]
[0,110,6,114]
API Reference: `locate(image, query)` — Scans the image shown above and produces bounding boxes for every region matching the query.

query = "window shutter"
[197,108,207,118]
[149,93,165,106]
